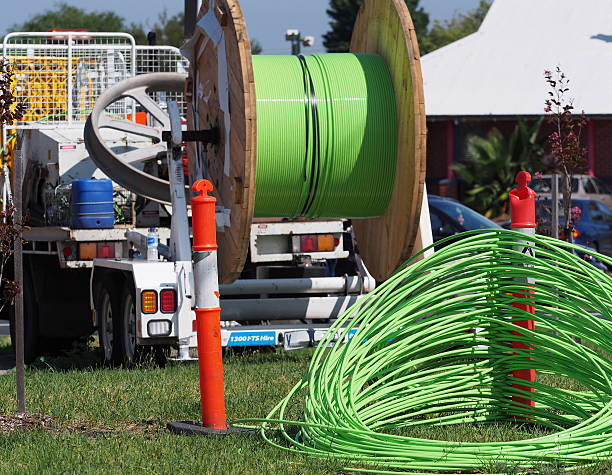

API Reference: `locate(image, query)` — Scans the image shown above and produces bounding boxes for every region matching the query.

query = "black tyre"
[116,281,138,367]
[116,281,169,367]
[94,277,120,365]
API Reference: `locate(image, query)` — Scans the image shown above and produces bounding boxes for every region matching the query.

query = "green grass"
[0,338,610,473]
[0,342,345,474]
[0,335,13,355]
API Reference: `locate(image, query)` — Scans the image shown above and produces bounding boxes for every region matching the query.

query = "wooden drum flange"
[186,0,257,284]
[187,0,426,283]
[350,0,427,281]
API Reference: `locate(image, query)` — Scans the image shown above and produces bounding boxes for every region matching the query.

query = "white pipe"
[67,33,73,126]
[220,296,363,321]
[219,276,374,296]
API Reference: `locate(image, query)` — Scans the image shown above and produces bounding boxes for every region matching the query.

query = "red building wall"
[594,120,612,178]
[426,117,612,199]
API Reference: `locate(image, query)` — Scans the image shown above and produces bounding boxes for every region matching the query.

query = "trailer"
[6,32,373,364]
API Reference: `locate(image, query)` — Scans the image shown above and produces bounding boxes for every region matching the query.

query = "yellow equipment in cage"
[10,55,95,123]
[1,55,96,186]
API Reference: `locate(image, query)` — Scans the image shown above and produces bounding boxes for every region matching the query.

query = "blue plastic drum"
[70,178,114,229]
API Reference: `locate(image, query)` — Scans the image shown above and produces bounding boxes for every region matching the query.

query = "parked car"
[429,195,501,243]
[536,198,612,256]
[531,174,612,210]
[430,195,606,271]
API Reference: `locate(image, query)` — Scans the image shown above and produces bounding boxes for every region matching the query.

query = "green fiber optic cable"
[234,229,612,473]
[251,53,397,218]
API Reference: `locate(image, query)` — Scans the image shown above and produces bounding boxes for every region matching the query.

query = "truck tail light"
[96,242,115,258]
[300,235,317,252]
[77,242,117,260]
[79,242,96,260]
[141,290,157,314]
[299,234,335,252]
[160,289,176,313]
[317,234,335,252]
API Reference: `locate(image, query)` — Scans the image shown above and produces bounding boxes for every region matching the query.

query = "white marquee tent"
[421,0,612,117]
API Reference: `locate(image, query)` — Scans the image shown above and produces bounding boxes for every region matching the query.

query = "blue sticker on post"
[227,331,276,346]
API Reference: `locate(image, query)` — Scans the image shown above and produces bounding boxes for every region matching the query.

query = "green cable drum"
[188,0,426,283]
[251,53,397,218]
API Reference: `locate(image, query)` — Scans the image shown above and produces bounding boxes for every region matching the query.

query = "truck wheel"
[116,283,138,366]
[9,267,39,364]
[95,278,119,365]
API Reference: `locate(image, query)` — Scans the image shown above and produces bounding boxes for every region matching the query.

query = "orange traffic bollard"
[191,180,227,430]
[509,171,536,414]
[168,180,247,436]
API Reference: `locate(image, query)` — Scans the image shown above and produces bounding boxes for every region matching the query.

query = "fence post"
[14,149,25,414]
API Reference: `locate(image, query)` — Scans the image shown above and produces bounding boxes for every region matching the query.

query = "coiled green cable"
[234,229,612,472]
[251,53,397,218]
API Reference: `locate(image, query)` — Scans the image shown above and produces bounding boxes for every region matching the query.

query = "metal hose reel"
[84,72,187,204]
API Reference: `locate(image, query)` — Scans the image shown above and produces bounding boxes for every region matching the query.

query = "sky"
[0,0,482,54]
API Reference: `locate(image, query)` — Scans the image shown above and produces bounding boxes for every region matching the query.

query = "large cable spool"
[186,0,426,283]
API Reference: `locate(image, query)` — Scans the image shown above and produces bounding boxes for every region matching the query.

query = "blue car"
[536,198,612,257]
[430,196,607,271]
[429,195,501,242]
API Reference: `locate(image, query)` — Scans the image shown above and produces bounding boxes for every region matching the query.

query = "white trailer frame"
[5,32,383,365]
[88,100,374,359]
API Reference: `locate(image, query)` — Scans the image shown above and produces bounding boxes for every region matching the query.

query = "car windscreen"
[430,200,501,230]
[531,177,578,193]
[592,177,612,195]
[588,200,612,223]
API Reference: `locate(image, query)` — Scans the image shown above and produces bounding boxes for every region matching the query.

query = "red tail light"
[96,242,115,258]
[299,234,335,252]
[160,289,177,313]
[300,235,317,252]
[560,229,580,240]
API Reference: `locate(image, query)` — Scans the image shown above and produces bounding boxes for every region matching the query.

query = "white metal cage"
[2,32,188,129]
[135,45,189,120]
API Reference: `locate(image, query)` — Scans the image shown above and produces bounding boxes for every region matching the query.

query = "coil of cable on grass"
[235,229,612,473]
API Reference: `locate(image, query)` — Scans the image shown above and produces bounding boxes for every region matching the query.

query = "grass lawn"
[0,337,342,474]
[0,335,610,474]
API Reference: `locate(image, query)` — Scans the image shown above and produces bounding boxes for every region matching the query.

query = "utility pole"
[285,30,315,55]
[14,150,25,414]
[185,0,201,39]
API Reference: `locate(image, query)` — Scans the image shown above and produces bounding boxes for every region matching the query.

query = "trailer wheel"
[95,278,119,365]
[117,282,138,366]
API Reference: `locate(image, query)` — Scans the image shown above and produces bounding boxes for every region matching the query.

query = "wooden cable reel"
[186,0,426,284]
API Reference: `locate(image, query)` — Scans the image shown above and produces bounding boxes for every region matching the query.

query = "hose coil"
[236,229,612,472]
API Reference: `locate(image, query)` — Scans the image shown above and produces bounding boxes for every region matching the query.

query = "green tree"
[453,119,545,218]
[251,39,263,55]
[323,0,429,53]
[129,10,184,47]
[420,0,491,55]
[10,3,186,48]
[10,2,125,33]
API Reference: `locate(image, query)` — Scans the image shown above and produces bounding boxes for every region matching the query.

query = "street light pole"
[285,30,315,55]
